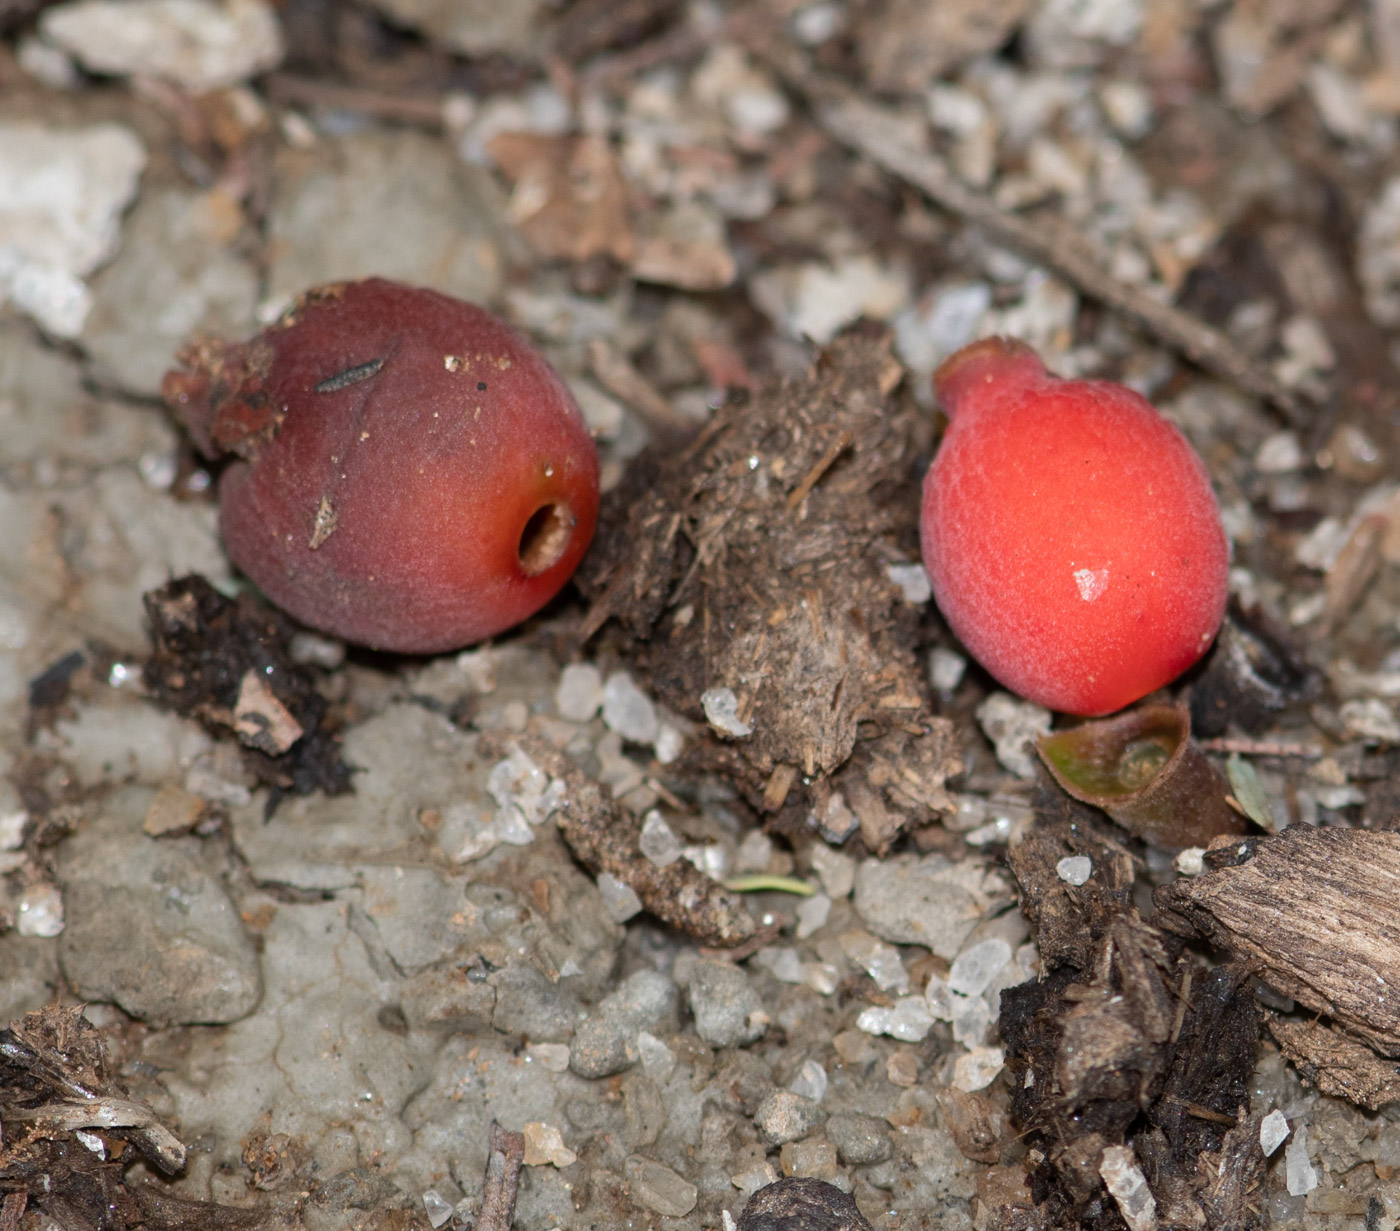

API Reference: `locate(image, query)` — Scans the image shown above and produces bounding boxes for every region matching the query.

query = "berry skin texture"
[920,337,1229,717]
[162,278,599,654]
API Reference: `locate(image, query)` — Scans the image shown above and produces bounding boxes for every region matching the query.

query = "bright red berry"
[162,278,599,654]
[920,337,1229,716]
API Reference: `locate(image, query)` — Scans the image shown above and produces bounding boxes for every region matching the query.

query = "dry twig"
[474,1122,525,1231]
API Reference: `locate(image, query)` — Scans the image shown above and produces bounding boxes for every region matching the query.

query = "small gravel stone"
[264,130,503,310]
[736,829,774,873]
[1260,1109,1289,1156]
[948,938,1013,997]
[0,121,146,337]
[826,1112,892,1165]
[1173,848,1206,876]
[16,882,63,938]
[702,687,753,737]
[1099,1145,1156,1231]
[639,811,683,867]
[795,893,832,939]
[779,1139,840,1182]
[815,791,859,843]
[142,784,205,837]
[571,969,679,1079]
[59,832,259,1024]
[949,992,993,1047]
[1255,431,1304,475]
[636,1030,676,1081]
[885,562,931,603]
[854,854,1005,959]
[1056,855,1093,885]
[654,723,685,764]
[602,671,659,744]
[928,646,968,697]
[688,960,767,1047]
[82,185,259,397]
[839,930,908,994]
[807,844,855,898]
[39,0,283,90]
[625,1154,698,1217]
[490,965,581,1043]
[788,1058,828,1103]
[596,871,643,923]
[527,1043,571,1073]
[1285,1125,1318,1196]
[1340,698,1400,744]
[361,0,545,57]
[856,997,934,1043]
[755,1090,825,1146]
[421,1189,454,1228]
[976,692,1053,780]
[555,662,604,721]
[523,1122,577,1168]
[885,1051,919,1087]
[753,947,806,984]
[952,1046,1005,1092]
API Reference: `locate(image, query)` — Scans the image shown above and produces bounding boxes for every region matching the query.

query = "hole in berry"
[518,503,575,575]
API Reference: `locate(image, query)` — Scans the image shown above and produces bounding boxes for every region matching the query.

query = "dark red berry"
[162,278,600,653]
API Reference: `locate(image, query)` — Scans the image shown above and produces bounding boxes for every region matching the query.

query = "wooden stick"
[475,1121,526,1231]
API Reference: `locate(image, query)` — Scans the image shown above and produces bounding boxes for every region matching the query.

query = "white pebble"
[886,563,932,604]
[1285,1124,1318,1196]
[952,1046,1004,1092]
[976,692,1053,780]
[596,871,642,922]
[795,892,831,939]
[928,647,967,697]
[1173,847,1205,876]
[1255,431,1304,475]
[17,882,64,937]
[950,992,992,1047]
[789,1058,828,1103]
[842,931,909,994]
[637,1030,675,1081]
[653,722,685,765]
[857,996,934,1042]
[808,843,855,898]
[422,1190,454,1229]
[1056,855,1093,886]
[736,829,774,873]
[602,671,659,744]
[1099,1145,1156,1231]
[528,1043,571,1073]
[754,946,806,984]
[701,687,752,737]
[1259,1109,1289,1157]
[640,811,683,868]
[555,662,604,722]
[948,938,1013,997]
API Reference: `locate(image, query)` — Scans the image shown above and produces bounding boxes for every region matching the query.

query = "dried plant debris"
[0,1006,256,1231]
[580,328,958,850]
[1005,790,1138,971]
[1267,1017,1400,1111]
[1188,609,1316,739]
[1156,825,1400,1107]
[143,575,351,809]
[856,0,1033,96]
[520,736,760,948]
[997,798,1263,1231]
